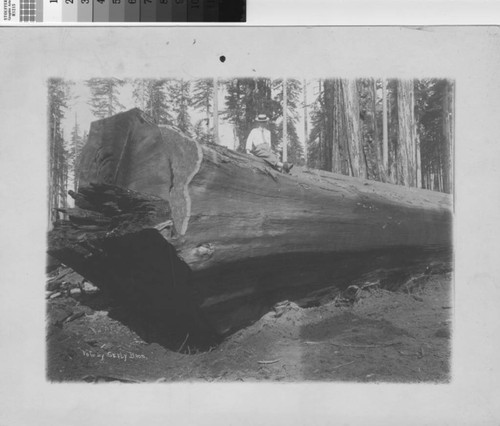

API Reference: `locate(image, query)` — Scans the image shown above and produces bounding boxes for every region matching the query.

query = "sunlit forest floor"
[46,271,452,383]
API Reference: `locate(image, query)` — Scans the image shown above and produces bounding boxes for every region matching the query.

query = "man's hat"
[255,114,269,122]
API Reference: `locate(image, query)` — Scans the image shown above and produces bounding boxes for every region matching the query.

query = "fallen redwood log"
[48,108,452,343]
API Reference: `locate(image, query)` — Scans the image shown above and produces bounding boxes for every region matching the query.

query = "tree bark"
[343,79,366,179]
[442,80,454,194]
[323,79,334,172]
[371,78,383,181]
[330,79,365,178]
[303,78,308,165]
[213,78,219,144]
[48,108,453,340]
[382,78,389,175]
[396,80,417,187]
[283,78,288,163]
[416,131,422,188]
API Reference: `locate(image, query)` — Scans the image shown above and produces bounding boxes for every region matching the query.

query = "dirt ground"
[46,271,452,383]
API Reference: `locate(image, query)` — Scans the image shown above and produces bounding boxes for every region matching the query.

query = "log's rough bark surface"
[49,108,453,339]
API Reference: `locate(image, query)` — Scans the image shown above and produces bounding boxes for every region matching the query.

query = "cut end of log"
[79,108,203,236]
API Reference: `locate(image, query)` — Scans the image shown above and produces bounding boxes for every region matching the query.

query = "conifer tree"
[48,78,71,224]
[273,79,304,165]
[69,115,86,191]
[192,78,214,144]
[86,78,125,119]
[132,79,173,125]
[169,79,193,136]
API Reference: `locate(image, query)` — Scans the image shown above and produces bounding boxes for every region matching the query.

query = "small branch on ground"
[257,359,281,365]
[331,361,356,370]
[177,333,189,353]
[64,312,85,323]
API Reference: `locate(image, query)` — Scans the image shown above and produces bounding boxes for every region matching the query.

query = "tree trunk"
[323,79,334,172]
[382,78,389,175]
[49,114,56,226]
[330,79,365,178]
[388,80,397,183]
[330,80,347,174]
[283,78,288,163]
[442,80,454,194]
[371,78,383,181]
[416,131,422,188]
[213,78,219,144]
[396,80,417,187]
[48,108,453,342]
[343,79,365,179]
[303,78,308,165]
[108,81,113,118]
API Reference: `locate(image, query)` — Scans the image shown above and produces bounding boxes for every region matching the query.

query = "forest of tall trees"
[307,78,454,193]
[48,78,70,226]
[48,77,454,225]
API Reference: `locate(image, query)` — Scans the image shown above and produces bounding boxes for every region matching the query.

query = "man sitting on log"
[245,114,293,173]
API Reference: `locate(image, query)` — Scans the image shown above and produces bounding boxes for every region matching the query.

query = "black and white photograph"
[46,75,453,383]
[1,25,500,425]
